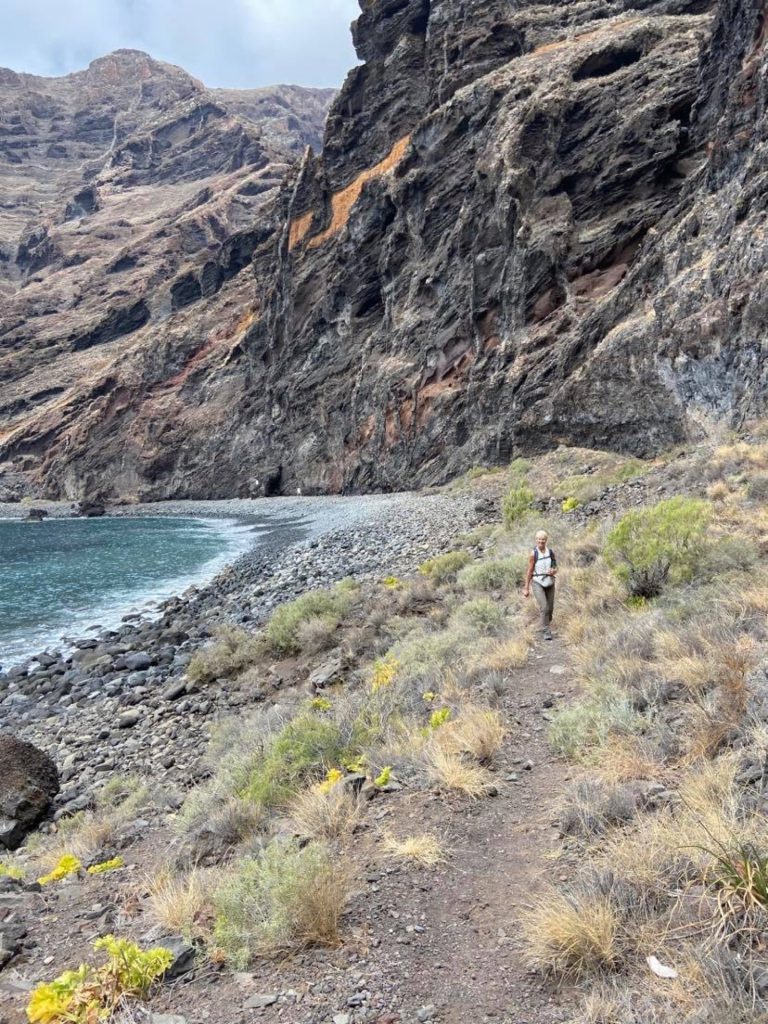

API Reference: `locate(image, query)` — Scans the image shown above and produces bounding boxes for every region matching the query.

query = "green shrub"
[213,840,348,964]
[562,497,581,513]
[419,551,471,583]
[508,457,533,478]
[552,460,646,503]
[604,497,712,596]
[457,556,527,592]
[266,583,358,655]
[387,627,469,684]
[27,936,172,1024]
[549,685,642,758]
[502,484,535,529]
[242,714,349,808]
[452,598,506,636]
[187,625,262,683]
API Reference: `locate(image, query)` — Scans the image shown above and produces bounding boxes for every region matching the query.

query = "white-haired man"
[523,530,557,640]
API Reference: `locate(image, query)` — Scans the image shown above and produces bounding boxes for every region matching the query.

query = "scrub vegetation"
[15,429,768,1023]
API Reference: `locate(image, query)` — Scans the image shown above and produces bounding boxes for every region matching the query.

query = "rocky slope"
[2,1,767,500]
[0,51,334,499]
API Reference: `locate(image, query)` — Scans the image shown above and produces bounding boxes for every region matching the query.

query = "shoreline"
[0,493,441,665]
[1,491,489,816]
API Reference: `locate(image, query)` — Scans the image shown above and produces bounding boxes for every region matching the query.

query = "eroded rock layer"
[2,1,768,498]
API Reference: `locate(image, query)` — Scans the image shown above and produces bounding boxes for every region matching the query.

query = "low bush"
[457,556,527,592]
[175,791,264,864]
[604,497,712,596]
[451,598,506,636]
[549,684,641,759]
[265,584,358,655]
[213,840,348,964]
[502,483,535,529]
[747,474,768,502]
[558,780,638,838]
[386,627,470,686]
[242,713,349,808]
[187,625,262,684]
[27,936,172,1024]
[295,614,339,655]
[419,551,471,583]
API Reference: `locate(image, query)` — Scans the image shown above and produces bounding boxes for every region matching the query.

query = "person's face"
[536,535,547,550]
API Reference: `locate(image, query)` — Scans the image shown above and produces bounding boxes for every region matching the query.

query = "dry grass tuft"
[560,568,625,645]
[147,867,216,940]
[381,832,446,867]
[436,706,505,764]
[424,745,495,798]
[288,783,360,840]
[472,635,532,673]
[521,890,619,976]
[595,735,666,783]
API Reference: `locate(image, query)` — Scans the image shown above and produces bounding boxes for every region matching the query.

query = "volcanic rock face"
[0,734,59,849]
[0,51,334,499]
[239,0,768,493]
[2,3,768,499]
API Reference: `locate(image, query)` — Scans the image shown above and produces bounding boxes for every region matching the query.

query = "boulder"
[25,508,48,522]
[0,735,59,850]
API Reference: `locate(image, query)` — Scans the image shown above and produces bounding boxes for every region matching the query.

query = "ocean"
[0,516,255,668]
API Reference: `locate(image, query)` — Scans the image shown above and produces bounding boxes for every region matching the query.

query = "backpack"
[533,547,556,569]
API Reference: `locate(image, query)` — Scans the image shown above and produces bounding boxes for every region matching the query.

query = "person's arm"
[523,553,535,597]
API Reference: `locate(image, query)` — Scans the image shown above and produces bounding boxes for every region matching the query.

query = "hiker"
[523,530,557,640]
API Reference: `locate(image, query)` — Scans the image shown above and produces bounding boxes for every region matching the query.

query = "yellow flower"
[37,854,82,886]
[318,768,344,794]
[87,856,125,875]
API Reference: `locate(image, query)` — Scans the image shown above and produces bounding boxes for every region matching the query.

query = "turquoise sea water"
[0,517,253,668]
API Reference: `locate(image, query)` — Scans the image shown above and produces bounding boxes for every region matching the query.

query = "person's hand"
[522,587,530,598]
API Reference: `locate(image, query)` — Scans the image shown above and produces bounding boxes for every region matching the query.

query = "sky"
[0,0,361,88]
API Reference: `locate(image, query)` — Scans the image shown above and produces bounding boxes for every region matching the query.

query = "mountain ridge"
[0,50,335,500]
[1,0,767,500]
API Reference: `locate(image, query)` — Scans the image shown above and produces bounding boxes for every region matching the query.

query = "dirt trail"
[377,633,579,1024]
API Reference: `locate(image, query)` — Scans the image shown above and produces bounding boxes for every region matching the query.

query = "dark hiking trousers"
[533,581,555,631]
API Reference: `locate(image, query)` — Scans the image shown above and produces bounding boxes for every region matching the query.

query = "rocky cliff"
[0,51,334,499]
[2,1,767,499]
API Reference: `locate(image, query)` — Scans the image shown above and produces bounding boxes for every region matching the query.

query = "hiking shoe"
[543,629,553,641]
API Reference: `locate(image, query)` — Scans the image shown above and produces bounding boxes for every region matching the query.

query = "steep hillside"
[0,51,334,499]
[6,436,768,1022]
[1,1,767,501]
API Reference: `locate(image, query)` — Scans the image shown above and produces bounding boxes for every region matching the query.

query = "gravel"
[0,491,489,814]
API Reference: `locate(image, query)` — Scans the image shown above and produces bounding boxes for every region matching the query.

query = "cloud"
[0,0,361,87]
